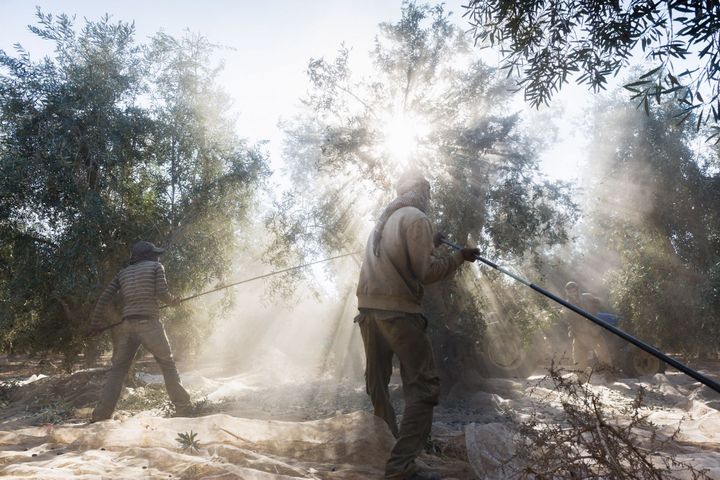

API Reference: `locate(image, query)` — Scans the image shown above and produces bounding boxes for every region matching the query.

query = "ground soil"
[1,354,719,479]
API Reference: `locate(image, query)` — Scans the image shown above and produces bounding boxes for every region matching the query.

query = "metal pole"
[161,251,362,307]
[90,251,361,335]
[442,239,720,394]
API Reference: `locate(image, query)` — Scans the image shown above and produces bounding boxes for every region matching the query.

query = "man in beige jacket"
[356,170,478,480]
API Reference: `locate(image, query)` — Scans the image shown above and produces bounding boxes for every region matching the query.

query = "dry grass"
[508,363,711,479]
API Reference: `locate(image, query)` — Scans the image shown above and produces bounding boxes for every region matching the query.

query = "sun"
[381,111,431,168]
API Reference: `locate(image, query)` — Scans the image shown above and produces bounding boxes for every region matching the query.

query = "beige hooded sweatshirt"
[356,206,464,313]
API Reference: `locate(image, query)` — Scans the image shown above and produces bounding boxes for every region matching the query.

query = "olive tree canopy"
[464,0,720,136]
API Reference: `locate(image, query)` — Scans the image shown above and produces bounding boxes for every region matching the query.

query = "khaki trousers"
[358,310,440,479]
[93,317,191,420]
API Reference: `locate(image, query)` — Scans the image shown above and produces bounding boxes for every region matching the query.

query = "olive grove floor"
[0,356,719,479]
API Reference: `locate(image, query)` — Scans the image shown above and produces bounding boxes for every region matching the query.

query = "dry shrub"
[509,363,710,479]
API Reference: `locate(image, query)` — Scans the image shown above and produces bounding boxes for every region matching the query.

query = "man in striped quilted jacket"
[88,240,193,421]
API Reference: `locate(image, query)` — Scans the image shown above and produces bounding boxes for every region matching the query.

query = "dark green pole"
[442,239,720,394]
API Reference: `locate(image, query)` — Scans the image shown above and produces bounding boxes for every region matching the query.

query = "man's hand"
[461,247,480,262]
[170,296,182,307]
[433,232,446,248]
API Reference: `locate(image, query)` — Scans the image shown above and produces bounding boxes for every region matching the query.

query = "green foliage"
[191,395,234,416]
[464,0,720,132]
[176,430,200,452]
[29,401,74,425]
[0,10,269,360]
[584,96,720,357]
[269,1,576,264]
[117,384,172,414]
[495,276,558,345]
[268,2,577,360]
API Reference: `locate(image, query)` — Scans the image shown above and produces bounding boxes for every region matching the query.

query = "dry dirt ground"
[1,355,719,479]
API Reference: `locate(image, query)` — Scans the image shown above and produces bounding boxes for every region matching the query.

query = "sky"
[0,0,591,182]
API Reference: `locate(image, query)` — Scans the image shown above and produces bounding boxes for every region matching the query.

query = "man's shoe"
[90,407,113,423]
[89,414,111,424]
[173,402,196,417]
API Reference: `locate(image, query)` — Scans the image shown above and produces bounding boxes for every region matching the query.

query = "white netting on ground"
[3,362,720,479]
[0,411,395,479]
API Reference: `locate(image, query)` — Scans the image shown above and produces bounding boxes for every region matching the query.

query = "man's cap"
[395,169,430,196]
[131,240,165,258]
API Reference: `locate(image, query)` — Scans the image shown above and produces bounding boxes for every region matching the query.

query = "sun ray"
[380,110,432,170]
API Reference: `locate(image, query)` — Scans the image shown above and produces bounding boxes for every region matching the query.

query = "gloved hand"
[433,232,446,248]
[461,247,480,262]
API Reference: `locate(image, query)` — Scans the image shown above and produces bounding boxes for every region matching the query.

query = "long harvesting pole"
[90,251,361,335]
[441,239,720,394]
[161,251,362,307]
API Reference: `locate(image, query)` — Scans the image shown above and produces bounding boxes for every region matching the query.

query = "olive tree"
[0,11,268,364]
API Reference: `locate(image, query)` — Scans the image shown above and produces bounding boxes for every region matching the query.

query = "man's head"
[131,240,165,262]
[395,169,430,203]
[565,281,579,298]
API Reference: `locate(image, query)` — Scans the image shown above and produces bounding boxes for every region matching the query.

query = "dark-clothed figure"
[355,171,478,480]
[89,241,192,421]
[564,281,611,372]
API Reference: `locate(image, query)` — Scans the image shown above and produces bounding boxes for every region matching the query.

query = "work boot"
[173,402,196,417]
[89,413,112,424]
[90,405,113,423]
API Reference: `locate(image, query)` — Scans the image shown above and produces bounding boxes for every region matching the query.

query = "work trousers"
[572,324,611,371]
[93,317,191,421]
[358,310,440,479]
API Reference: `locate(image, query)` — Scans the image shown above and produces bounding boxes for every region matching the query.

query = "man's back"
[91,259,172,326]
[357,206,462,313]
[354,169,476,480]
[116,260,171,317]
